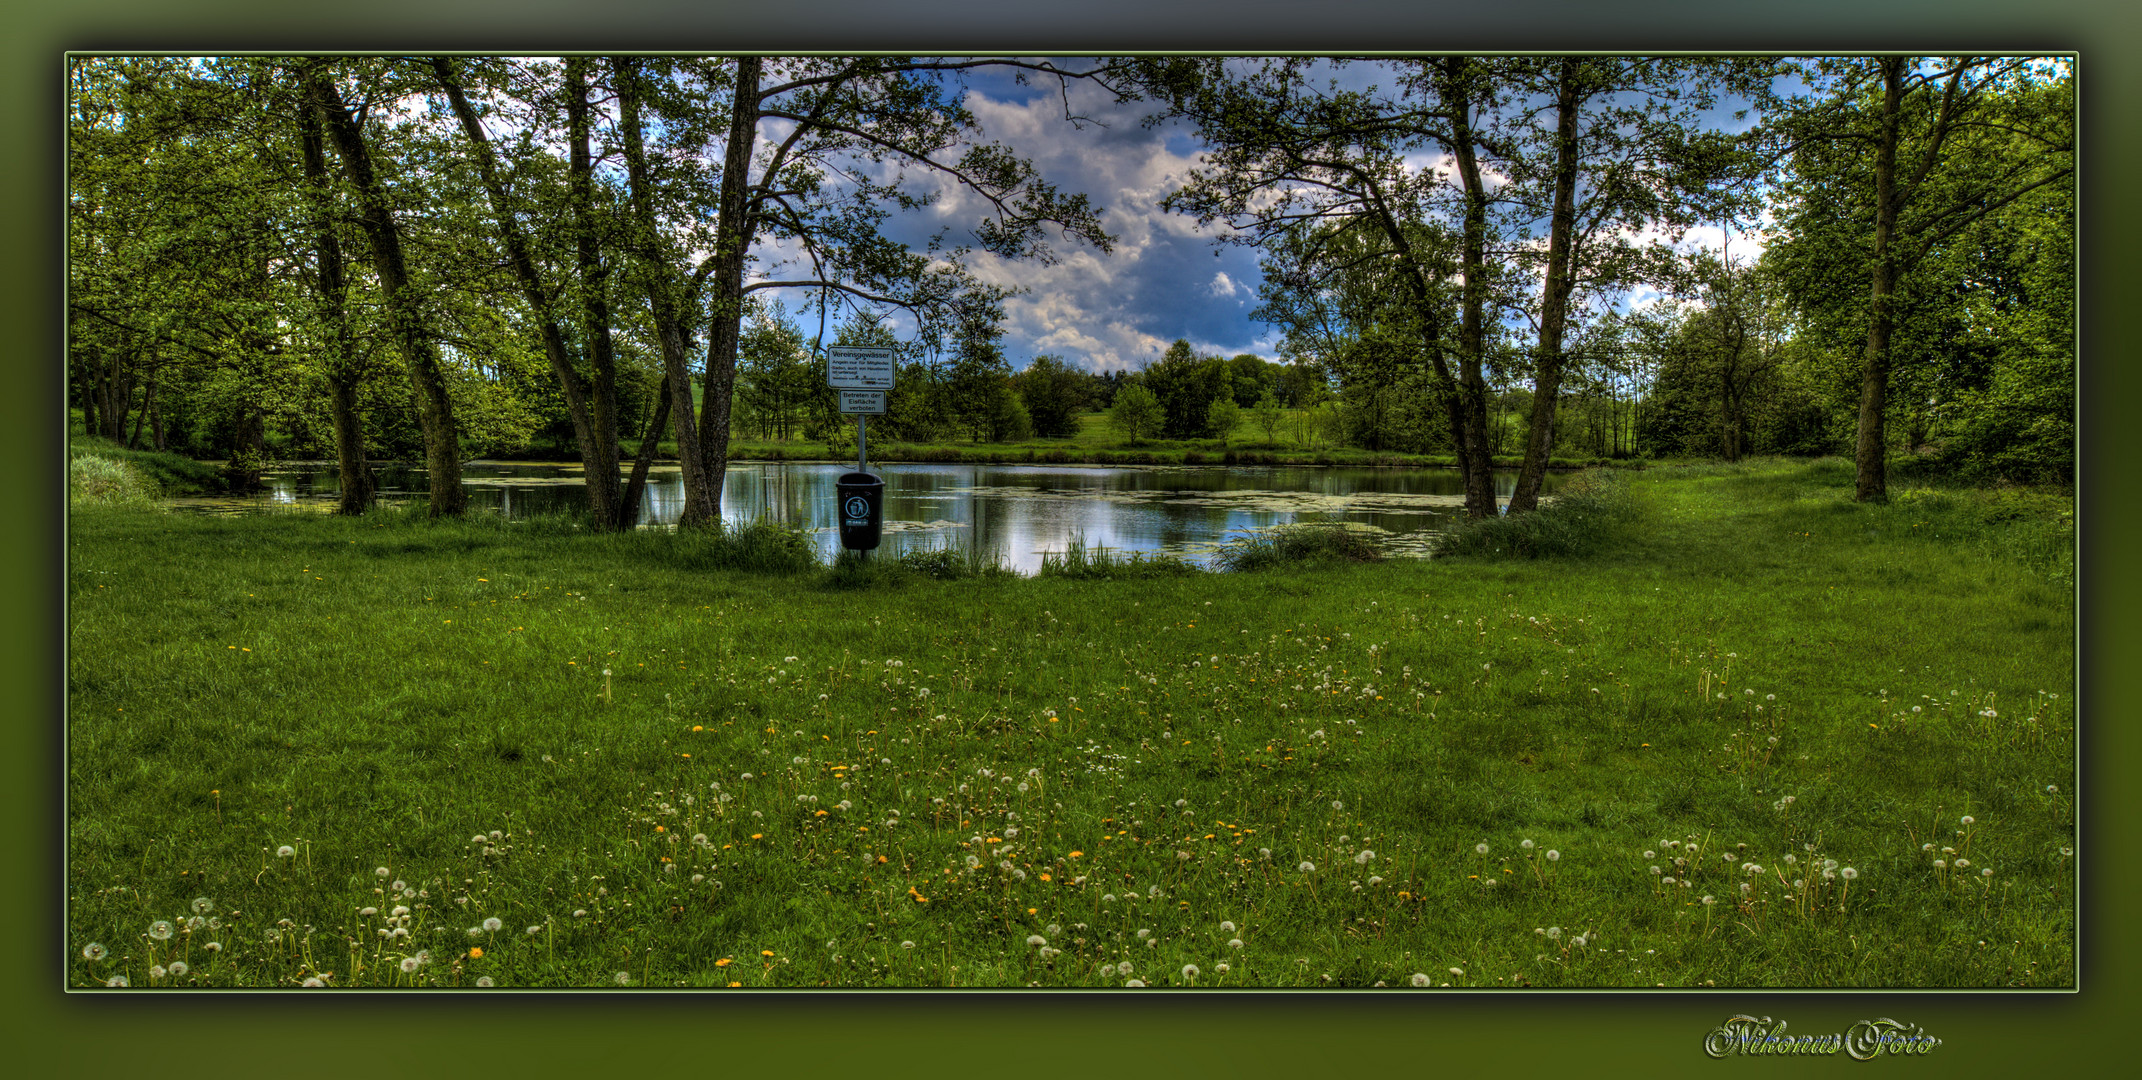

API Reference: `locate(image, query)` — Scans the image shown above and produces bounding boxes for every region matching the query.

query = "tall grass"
[1036,536,1198,580]
[68,453,163,511]
[1434,469,1643,560]
[68,435,226,496]
[1212,522,1384,572]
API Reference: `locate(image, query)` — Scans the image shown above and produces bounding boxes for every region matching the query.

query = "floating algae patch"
[805,519,968,535]
[1176,520,1445,564]
[946,484,1468,517]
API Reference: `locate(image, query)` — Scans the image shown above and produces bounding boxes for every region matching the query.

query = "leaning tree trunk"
[697,55,764,513]
[1511,60,1584,515]
[296,83,377,515]
[305,59,466,518]
[1442,60,1504,520]
[614,57,717,527]
[620,374,673,528]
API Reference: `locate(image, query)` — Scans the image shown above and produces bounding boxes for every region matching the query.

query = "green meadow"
[64,458,2074,989]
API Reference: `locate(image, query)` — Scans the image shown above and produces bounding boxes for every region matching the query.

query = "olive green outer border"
[9,3,2130,1077]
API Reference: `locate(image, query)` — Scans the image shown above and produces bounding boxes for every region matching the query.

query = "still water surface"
[175,460,1560,572]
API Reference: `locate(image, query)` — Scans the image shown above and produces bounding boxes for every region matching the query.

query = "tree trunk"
[1854,59,1905,504]
[432,58,616,527]
[306,60,465,517]
[296,80,377,515]
[614,57,717,527]
[620,374,673,528]
[127,377,148,449]
[567,57,625,529]
[100,343,131,444]
[1511,60,1584,515]
[1441,60,1503,520]
[697,56,764,513]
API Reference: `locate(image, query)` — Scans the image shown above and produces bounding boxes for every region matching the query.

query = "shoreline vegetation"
[66,455,2075,988]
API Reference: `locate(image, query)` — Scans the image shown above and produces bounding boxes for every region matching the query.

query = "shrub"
[1434,469,1642,560]
[1212,523,1384,572]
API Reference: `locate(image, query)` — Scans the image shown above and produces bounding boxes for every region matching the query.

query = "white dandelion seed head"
[1027,935,1047,948]
[399,957,420,974]
[106,975,128,987]
[1411,972,1431,986]
[1117,962,1134,976]
[1299,861,1316,874]
[1449,967,1465,977]
[475,976,494,987]
[1476,843,1490,855]
[1521,839,1534,850]
[1220,921,1236,933]
[1841,867,1859,880]
[482,917,502,932]
[1182,964,1200,979]
[1356,849,1376,865]
[167,961,188,976]
[615,972,632,986]
[376,867,391,878]
[1228,938,1244,949]
[1546,850,1560,862]
[276,846,295,858]
[148,921,173,941]
[1961,815,1975,826]
[82,943,107,961]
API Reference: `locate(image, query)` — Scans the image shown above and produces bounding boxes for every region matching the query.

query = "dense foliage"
[68,55,2073,512]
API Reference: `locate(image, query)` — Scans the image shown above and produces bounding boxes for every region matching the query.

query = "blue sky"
[747,57,1790,375]
[750,60,1276,373]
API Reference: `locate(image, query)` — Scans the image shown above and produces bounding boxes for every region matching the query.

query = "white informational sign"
[838,390,888,415]
[826,346,896,390]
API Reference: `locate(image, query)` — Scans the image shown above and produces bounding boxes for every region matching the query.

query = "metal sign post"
[829,350,895,556]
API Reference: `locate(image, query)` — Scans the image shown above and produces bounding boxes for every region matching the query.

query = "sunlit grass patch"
[65,457,2074,988]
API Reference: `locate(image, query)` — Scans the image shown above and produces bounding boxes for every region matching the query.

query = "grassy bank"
[64,459,2074,989]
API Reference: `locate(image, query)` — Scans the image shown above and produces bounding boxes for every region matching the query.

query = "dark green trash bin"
[835,471,884,551]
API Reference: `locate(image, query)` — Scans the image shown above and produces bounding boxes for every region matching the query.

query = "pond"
[171,460,1565,572]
